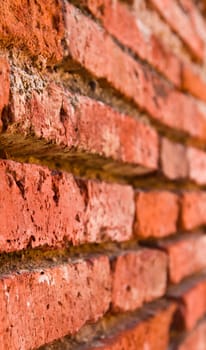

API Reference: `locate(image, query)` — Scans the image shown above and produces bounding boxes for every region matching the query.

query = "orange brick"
[112,249,167,312]
[135,191,179,238]
[0,256,111,349]
[158,234,206,283]
[64,3,206,142]
[0,159,134,252]
[150,0,205,60]
[181,192,206,230]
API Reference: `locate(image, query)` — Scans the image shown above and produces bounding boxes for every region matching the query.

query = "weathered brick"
[0,256,111,349]
[158,234,206,284]
[150,0,205,60]
[160,138,188,180]
[64,2,206,142]
[111,249,167,312]
[9,81,158,174]
[88,301,176,350]
[181,192,206,230]
[135,191,179,238]
[78,0,181,86]
[168,275,206,331]
[0,0,64,63]
[83,180,135,243]
[68,0,206,104]
[0,159,134,252]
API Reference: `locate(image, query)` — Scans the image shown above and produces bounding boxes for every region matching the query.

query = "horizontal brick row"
[0,249,168,349]
[168,274,206,331]
[2,60,206,184]
[5,65,159,175]
[2,158,206,251]
[150,0,206,61]
[0,255,111,349]
[0,159,134,252]
[77,0,206,102]
[64,2,206,142]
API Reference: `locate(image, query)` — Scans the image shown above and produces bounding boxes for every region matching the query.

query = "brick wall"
[0,0,206,349]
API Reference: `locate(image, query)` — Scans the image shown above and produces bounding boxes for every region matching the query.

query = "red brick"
[160,138,188,180]
[9,81,158,174]
[84,180,134,243]
[168,275,206,331]
[111,249,167,312]
[64,3,206,142]
[135,191,179,238]
[78,0,181,86]
[81,0,206,102]
[187,147,206,185]
[182,63,206,103]
[0,159,134,252]
[0,256,111,349]
[0,0,64,63]
[84,1,206,104]
[150,0,205,61]
[181,192,206,230]
[88,301,176,350]
[158,233,206,284]
[176,319,206,350]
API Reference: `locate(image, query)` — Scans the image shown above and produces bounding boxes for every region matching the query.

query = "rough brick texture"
[0,256,111,349]
[0,0,64,63]
[0,159,134,252]
[111,249,167,311]
[0,0,206,349]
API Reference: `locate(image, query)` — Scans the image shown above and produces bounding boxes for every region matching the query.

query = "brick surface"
[181,192,206,230]
[0,159,134,252]
[79,0,206,103]
[88,301,176,350]
[135,191,179,238]
[64,3,206,142]
[182,64,206,103]
[0,0,64,63]
[111,249,167,312]
[168,275,206,331]
[9,81,158,174]
[161,138,188,180]
[150,0,205,60]
[187,147,206,185]
[158,234,206,283]
[0,256,111,349]
[78,0,181,86]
